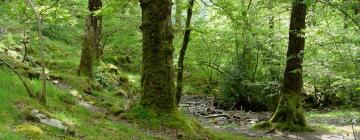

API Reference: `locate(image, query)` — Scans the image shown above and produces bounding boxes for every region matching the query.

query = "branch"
[198,61,224,74]
[40,0,60,15]
[318,0,360,30]
[101,29,119,51]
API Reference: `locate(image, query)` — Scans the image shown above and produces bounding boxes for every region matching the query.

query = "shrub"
[220,60,280,111]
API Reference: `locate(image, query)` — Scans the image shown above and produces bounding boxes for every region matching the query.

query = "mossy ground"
[0,69,161,140]
[123,105,251,140]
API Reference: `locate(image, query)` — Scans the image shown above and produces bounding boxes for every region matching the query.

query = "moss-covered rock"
[15,124,43,137]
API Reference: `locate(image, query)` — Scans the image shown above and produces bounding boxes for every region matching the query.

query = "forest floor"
[180,95,360,140]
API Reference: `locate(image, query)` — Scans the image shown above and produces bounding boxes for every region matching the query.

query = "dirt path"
[179,95,359,140]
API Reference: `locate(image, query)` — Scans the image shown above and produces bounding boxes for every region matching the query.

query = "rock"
[7,50,21,59]
[213,117,229,125]
[206,106,216,114]
[15,124,43,137]
[31,109,46,119]
[176,131,184,139]
[40,118,67,130]
[70,90,79,97]
[52,80,59,84]
[30,109,68,131]
[178,103,190,107]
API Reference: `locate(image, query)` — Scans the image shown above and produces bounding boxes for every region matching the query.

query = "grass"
[306,110,360,134]
[0,68,161,140]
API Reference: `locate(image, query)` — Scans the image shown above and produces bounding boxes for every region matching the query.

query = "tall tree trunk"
[176,0,195,105]
[139,0,176,113]
[78,0,102,78]
[175,0,182,32]
[270,0,307,131]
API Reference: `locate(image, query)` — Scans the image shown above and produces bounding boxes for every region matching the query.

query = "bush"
[220,61,280,111]
[94,63,129,91]
[304,77,360,108]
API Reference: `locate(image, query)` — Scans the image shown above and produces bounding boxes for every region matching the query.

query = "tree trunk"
[78,17,95,78]
[176,0,195,105]
[139,0,176,113]
[78,0,102,78]
[270,0,307,131]
[175,0,182,32]
[91,0,102,61]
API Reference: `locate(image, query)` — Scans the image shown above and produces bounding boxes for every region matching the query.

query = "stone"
[30,109,68,131]
[15,124,43,137]
[52,80,60,84]
[40,118,67,130]
[70,90,78,97]
[176,131,184,139]
[7,50,21,59]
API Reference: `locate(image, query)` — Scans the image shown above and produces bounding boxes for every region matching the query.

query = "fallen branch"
[0,59,33,97]
[205,114,231,119]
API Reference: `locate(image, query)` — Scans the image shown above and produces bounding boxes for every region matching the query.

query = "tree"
[26,0,46,104]
[269,0,308,130]
[175,0,182,32]
[176,0,195,105]
[78,0,102,78]
[139,0,176,113]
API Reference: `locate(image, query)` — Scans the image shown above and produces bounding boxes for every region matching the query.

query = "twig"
[0,59,33,97]
[317,0,360,30]
[40,0,60,14]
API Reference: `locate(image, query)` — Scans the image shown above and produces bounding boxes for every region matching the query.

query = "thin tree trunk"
[176,0,195,105]
[270,0,307,131]
[78,0,102,78]
[139,0,176,113]
[26,0,46,104]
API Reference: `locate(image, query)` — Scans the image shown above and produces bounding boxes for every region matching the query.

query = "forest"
[0,0,359,139]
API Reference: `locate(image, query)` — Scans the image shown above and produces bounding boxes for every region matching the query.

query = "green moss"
[123,105,249,139]
[15,124,44,138]
[254,121,272,129]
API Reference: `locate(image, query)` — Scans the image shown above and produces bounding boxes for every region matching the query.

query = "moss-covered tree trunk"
[91,0,102,61]
[139,0,176,113]
[176,0,195,105]
[175,0,182,32]
[269,0,307,131]
[78,0,102,78]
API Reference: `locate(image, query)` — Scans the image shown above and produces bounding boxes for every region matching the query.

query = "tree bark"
[139,0,176,113]
[78,0,102,78]
[270,0,307,131]
[176,0,195,105]
[91,0,102,61]
[175,0,182,32]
